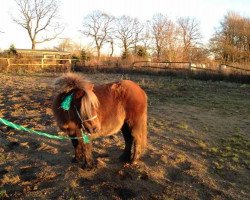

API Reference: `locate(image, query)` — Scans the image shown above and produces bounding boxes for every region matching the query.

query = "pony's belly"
[90,124,122,139]
[91,108,126,139]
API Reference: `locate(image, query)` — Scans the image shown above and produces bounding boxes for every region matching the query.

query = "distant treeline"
[2,0,250,68]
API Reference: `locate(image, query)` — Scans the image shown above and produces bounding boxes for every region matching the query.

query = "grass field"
[0,72,249,199]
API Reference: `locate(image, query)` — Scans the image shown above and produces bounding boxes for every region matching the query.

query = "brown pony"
[52,73,147,168]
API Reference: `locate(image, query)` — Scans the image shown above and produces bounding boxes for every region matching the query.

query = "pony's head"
[54,73,101,134]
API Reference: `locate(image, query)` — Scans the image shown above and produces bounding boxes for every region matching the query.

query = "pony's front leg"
[74,129,94,169]
[82,142,94,169]
[71,139,82,163]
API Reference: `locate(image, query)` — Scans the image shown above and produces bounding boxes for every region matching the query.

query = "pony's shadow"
[1,128,169,199]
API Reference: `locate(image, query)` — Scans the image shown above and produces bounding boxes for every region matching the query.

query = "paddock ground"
[0,72,249,199]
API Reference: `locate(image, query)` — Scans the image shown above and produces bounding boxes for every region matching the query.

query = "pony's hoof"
[82,161,95,170]
[123,161,140,169]
[119,153,131,163]
[131,161,139,166]
[130,159,141,168]
[71,157,80,163]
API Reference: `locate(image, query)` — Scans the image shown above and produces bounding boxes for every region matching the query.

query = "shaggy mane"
[54,73,92,93]
[81,89,99,119]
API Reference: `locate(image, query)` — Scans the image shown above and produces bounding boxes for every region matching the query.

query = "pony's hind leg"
[120,123,133,162]
[131,113,147,165]
[131,125,144,165]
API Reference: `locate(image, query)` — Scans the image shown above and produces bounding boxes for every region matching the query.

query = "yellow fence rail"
[0,58,78,68]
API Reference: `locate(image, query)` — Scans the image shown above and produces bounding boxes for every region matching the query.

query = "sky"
[0,0,249,50]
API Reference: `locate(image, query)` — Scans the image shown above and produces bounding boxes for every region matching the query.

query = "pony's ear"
[75,90,85,99]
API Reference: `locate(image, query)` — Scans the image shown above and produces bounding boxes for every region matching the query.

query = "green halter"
[61,94,73,111]
[82,130,90,143]
[60,93,90,144]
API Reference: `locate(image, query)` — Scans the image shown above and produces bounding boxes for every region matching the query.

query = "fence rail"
[132,61,250,74]
[219,64,250,72]
[0,58,78,68]
[0,58,249,75]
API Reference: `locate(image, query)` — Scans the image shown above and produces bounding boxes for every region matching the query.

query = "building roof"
[16,49,71,55]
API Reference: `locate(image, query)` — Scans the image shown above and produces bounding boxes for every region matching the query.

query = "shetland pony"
[52,73,147,168]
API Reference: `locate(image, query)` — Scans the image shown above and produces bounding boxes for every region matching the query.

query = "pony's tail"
[141,107,148,153]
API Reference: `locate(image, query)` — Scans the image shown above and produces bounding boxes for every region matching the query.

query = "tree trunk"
[109,40,114,58]
[97,47,101,60]
[32,40,36,50]
[157,45,161,61]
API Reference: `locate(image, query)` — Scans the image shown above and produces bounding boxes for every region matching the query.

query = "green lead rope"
[0,117,90,143]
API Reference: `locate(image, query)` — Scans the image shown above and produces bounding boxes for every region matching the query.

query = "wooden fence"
[132,61,250,74]
[0,58,249,75]
[0,58,78,68]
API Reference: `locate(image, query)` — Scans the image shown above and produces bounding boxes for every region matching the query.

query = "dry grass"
[0,72,249,199]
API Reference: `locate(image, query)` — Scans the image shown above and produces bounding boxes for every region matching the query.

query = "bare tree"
[141,20,152,54]
[177,17,202,61]
[81,10,114,60]
[210,11,250,64]
[132,18,144,55]
[55,38,74,52]
[106,36,114,58]
[115,15,143,59]
[150,14,173,61]
[12,0,64,49]
[162,20,179,62]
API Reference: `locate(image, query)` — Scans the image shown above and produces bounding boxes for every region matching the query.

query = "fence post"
[189,62,192,70]
[219,64,227,73]
[7,59,10,71]
[69,59,72,72]
[7,59,10,67]
[41,58,44,68]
